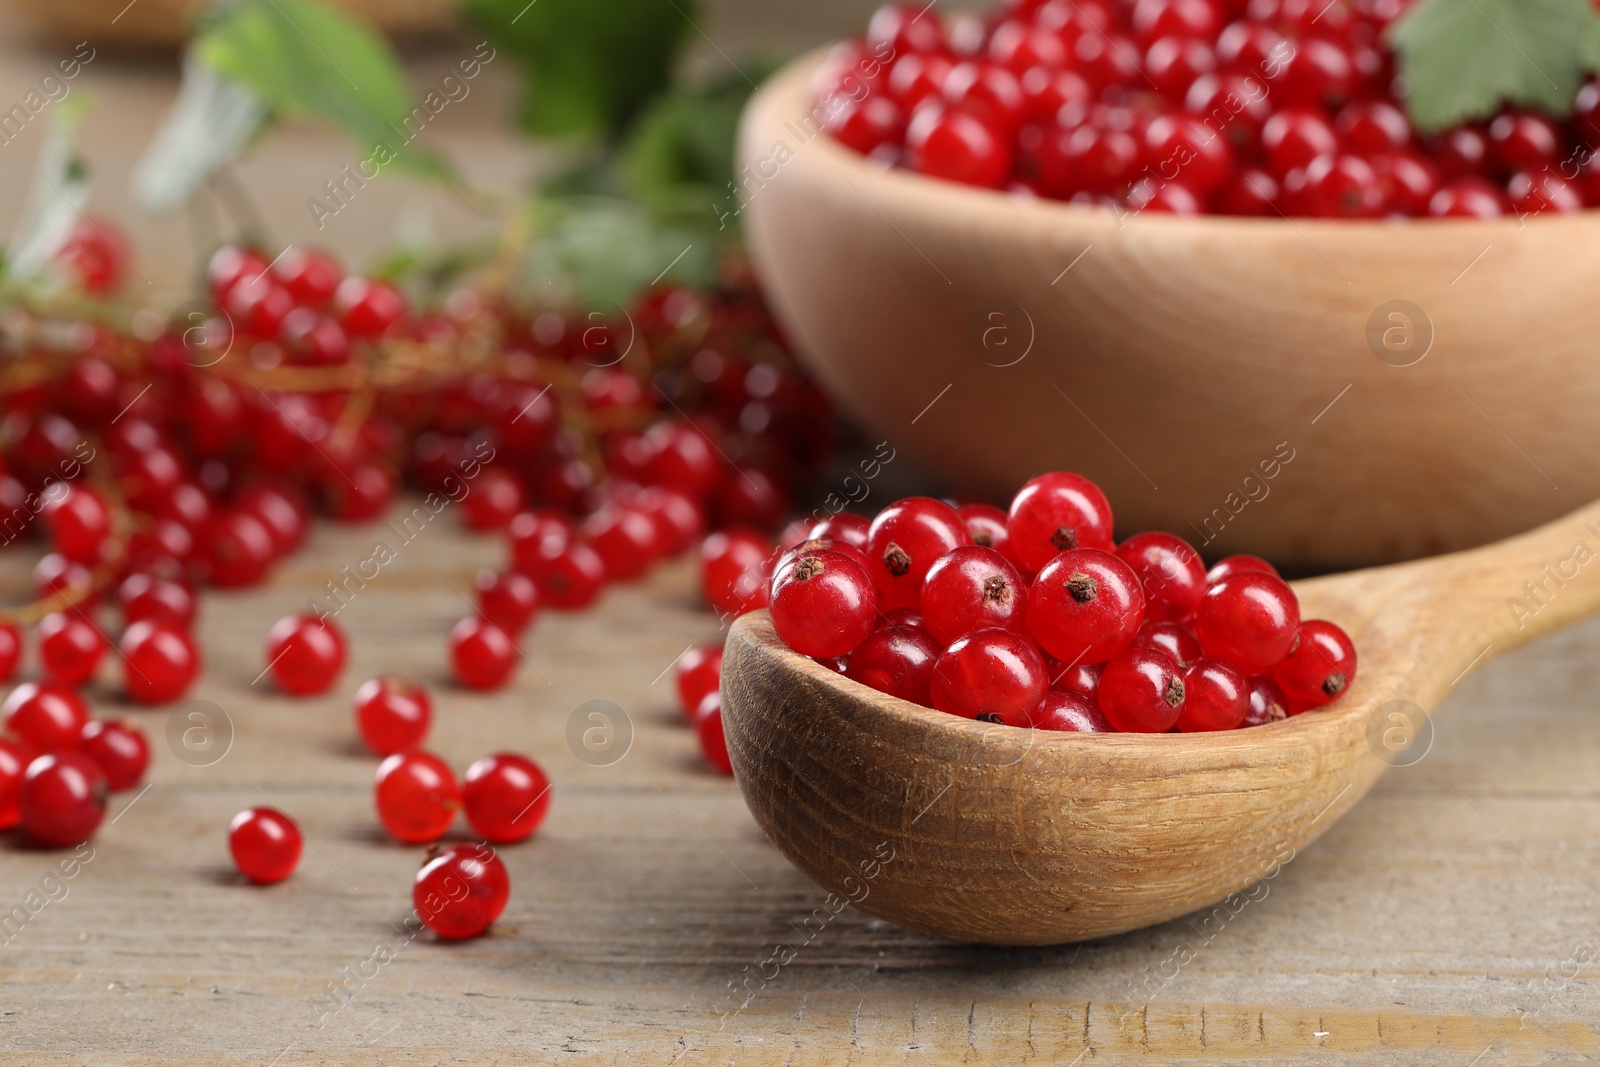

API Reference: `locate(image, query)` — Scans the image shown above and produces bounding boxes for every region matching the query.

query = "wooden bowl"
[7,0,457,49]
[738,52,1600,571]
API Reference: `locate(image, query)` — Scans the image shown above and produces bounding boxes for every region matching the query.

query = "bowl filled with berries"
[738,0,1600,571]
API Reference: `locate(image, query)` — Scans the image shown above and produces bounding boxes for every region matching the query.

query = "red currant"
[78,719,149,791]
[39,484,111,563]
[475,567,540,634]
[414,843,510,939]
[273,246,342,305]
[461,468,525,531]
[919,545,1026,646]
[1194,571,1301,674]
[844,623,940,705]
[1115,531,1205,623]
[1241,674,1290,726]
[198,510,276,587]
[769,549,878,659]
[354,676,432,755]
[866,496,970,611]
[699,529,774,617]
[3,682,88,753]
[1175,657,1249,731]
[1133,620,1202,668]
[906,103,1014,188]
[1270,619,1358,712]
[334,276,407,339]
[118,572,197,628]
[229,807,303,884]
[19,752,107,846]
[265,613,346,696]
[374,750,460,843]
[1026,548,1145,665]
[676,643,724,719]
[1030,689,1110,732]
[0,622,20,684]
[0,738,26,828]
[694,691,734,775]
[1206,553,1278,584]
[929,628,1046,723]
[120,620,201,705]
[1006,472,1114,573]
[450,616,519,690]
[36,611,105,687]
[1098,645,1186,733]
[463,753,551,843]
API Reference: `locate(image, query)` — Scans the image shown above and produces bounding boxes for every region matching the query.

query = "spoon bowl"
[721,502,1600,945]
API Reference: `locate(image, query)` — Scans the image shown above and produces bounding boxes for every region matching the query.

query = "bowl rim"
[753,45,1596,237]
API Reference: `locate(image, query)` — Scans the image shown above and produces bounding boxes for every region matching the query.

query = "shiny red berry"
[450,616,519,690]
[1098,645,1186,733]
[676,643,724,719]
[770,549,878,659]
[929,628,1046,723]
[229,808,303,884]
[0,739,26,829]
[694,691,734,775]
[1241,675,1290,727]
[2,682,88,753]
[1206,553,1278,584]
[699,529,773,617]
[1134,620,1202,668]
[1115,531,1205,623]
[844,624,941,705]
[1027,548,1145,666]
[1006,472,1114,573]
[1194,571,1301,674]
[265,613,346,697]
[1030,689,1110,732]
[0,623,20,684]
[273,246,343,305]
[78,719,149,791]
[374,750,460,843]
[354,676,432,755]
[37,611,106,687]
[19,752,107,846]
[121,620,201,705]
[475,568,540,634]
[1175,657,1249,731]
[919,545,1026,646]
[334,276,406,339]
[866,496,970,611]
[1270,619,1358,712]
[906,103,1014,188]
[118,573,197,628]
[463,753,551,843]
[414,843,510,939]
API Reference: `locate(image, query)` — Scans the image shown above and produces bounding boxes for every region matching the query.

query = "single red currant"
[807,512,870,547]
[676,643,724,719]
[770,549,878,659]
[2,682,88,753]
[919,545,1026,646]
[334,276,407,339]
[460,468,525,531]
[39,484,111,564]
[118,572,197,628]
[1194,571,1301,674]
[694,690,734,775]
[36,610,106,688]
[463,753,551,843]
[1270,619,1358,712]
[1049,659,1102,701]
[1115,531,1205,623]
[78,719,149,791]
[450,616,519,691]
[1027,548,1145,665]
[906,102,1014,188]
[19,752,107,846]
[374,750,460,843]
[930,628,1047,722]
[229,807,303,884]
[1006,472,1114,573]
[1241,675,1290,727]
[699,529,774,617]
[474,567,540,634]
[1029,689,1111,732]
[954,503,1011,556]
[353,676,432,755]
[1134,620,1202,669]
[120,620,201,705]
[844,624,941,705]
[865,496,971,611]
[265,613,346,696]
[1098,645,1186,733]
[414,843,510,939]
[1206,553,1278,585]
[1175,657,1249,731]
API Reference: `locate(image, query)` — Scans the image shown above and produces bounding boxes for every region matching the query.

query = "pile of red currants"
[736,472,1355,735]
[815,0,1600,217]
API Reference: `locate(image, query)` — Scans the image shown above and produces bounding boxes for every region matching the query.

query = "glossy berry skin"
[1194,572,1301,675]
[1270,619,1358,712]
[929,628,1047,723]
[1175,657,1249,732]
[906,104,1013,188]
[273,246,342,305]
[521,537,608,611]
[865,497,971,611]
[19,752,107,847]
[460,468,525,531]
[1205,554,1278,585]
[78,720,149,791]
[844,624,941,706]
[770,549,878,659]
[354,676,432,755]
[2,682,88,753]
[228,808,303,884]
[265,614,346,696]
[1241,675,1290,727]
[414,843,510,939]
[919,545,1026,646]
[773,537,873,585]
[699,529,774,617]
[1115,532,1205,623]
[463,753,551,843]
[1006,472,1114,573]
[450,617,519,691]
[199,511,276,588]
[1027,548,1145,666]
[1050,660,1102,701]
[0,739,27,829]
[955,503,1011,556]
[807,513,870,547]
[37,611,107,687]
[0,622,19,684]
[676,644,724,719]
[1134,620,1202,669]
[40,485,111,563]
[475,568,540,634]
[120,621,201,705]
[1097,646,1186,733]
[694,691,734,775]
[118,573,197,629]
[334,276,406,339]
[1030,689,1110,733]
[374,750,460,843]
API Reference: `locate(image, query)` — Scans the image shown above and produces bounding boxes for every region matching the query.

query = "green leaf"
[465,0,698,141]
[198,0,452,178]
[1388,0,1600,131]
[527,196,715,307]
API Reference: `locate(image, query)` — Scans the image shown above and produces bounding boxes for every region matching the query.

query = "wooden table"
[0,508,1597,1065]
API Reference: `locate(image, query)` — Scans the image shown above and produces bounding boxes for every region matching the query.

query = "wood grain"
[722,499,1600,945]
[739,51,1600,571]
[0,503,1595,1063]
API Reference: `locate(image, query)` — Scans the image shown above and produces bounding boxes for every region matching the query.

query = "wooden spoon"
[721,501,1600,945]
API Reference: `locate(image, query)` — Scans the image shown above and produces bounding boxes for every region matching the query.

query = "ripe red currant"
[334,276,407,339]
[463,753,551,843]
[1006,472,1114,573]
[1241,675,1290,727]
[1027,548,1145,666]
[1049,659,1102,701]
[450,616,519,690]
[229,808,303,884]
[354,676,432,755]
[843,624,941,705]
[2,682,88,753]
[1206,553,1279,585]
[19,752,107,847]
[919,545,1026,646]
[1194,571,1301,674]
[120,620,201,705]
[39,484,111,564]
[698,529,773,617]
[414,843,510,939]
[0,622,20,684]
[676,643,724,719]
[769,549,878,659]
[1134,620,1202,668]
[0,738,26,829]
[374,750,460,843]
[929,628,1047,723]
[865,496,971,611]
[1098,645,1186,733]
[1030,689,1111,732]
[265,613,347,696]
[694,691,733,775]
[474,567,540,634]
[1115,531,1205,623]
[78,719,149,791]
[1175,657,1249,731]
[1270,619,1358,712]
[118,572,197,629]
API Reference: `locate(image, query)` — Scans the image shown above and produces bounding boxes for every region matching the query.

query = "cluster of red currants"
[227,675,547,939]
[753,472,1355,734]
[816,0,1600,218]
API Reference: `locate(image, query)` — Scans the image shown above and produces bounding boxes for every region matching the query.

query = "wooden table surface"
[0,507,1595,1065]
